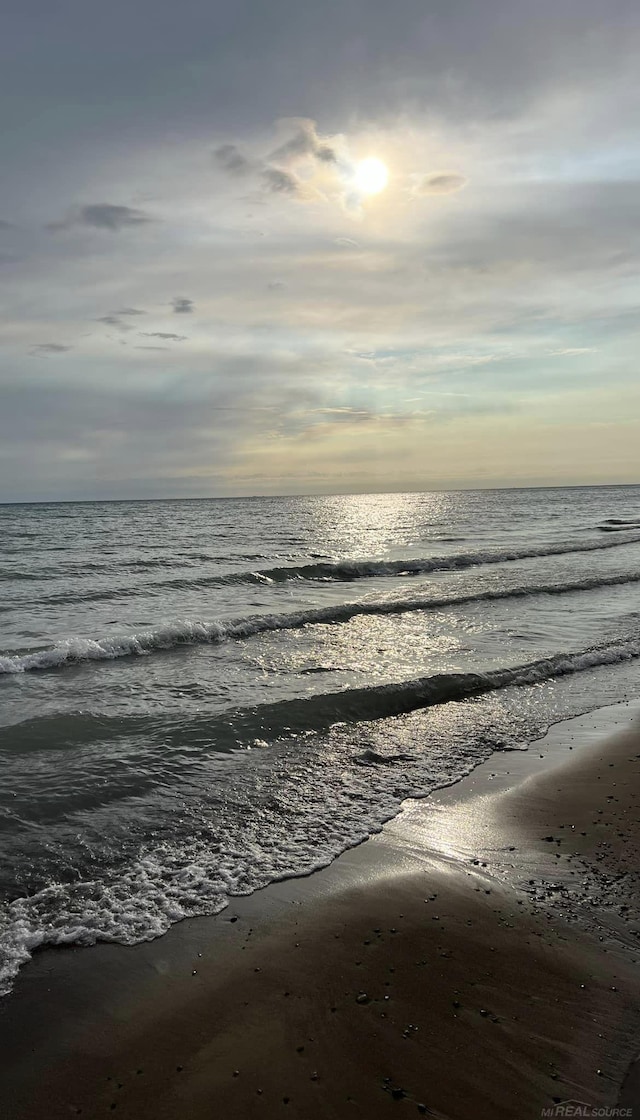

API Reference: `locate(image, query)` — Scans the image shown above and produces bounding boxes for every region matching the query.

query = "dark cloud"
[49,204,152,232]
[215,121,336,203]
[268,119,336,165]
[0,220,13,229]
[97,315,132,330]
[80,203,152,230]
[214,143,252,175]
[172,296,194,313]
[142,332,187,341]
[115,307,146,316]
[416,173,468,195]
[31,343,71,354]
[316,145,336,163]
[261,166,299,195]
[269,134,313,162]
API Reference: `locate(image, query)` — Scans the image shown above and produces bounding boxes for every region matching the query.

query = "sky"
[1,0,639,501]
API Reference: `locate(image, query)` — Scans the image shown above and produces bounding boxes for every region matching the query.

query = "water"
[1,486,639,994]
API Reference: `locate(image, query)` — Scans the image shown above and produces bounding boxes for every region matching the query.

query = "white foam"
[1,655,638,997]
[3,568,640,674]
[255,532,640,583]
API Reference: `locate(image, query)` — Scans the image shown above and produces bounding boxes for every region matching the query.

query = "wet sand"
[1,701,639,1119]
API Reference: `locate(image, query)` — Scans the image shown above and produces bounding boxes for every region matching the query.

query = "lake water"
[1,486,639,994]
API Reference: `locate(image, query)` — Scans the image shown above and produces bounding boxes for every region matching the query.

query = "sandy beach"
[1,701,639,1120]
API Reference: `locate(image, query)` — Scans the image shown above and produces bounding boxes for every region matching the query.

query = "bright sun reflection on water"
[311,492,458,560]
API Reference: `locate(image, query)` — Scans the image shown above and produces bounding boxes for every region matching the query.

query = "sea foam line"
[1,636,638,995]
[2,531,640,597]
[1,569,640,674]
[255,634,640,732]
[243,532,640,584]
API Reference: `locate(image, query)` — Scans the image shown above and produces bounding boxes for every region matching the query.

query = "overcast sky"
[1,0,639,500]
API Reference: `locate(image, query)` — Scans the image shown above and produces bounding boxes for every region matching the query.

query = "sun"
[353,157,389,195]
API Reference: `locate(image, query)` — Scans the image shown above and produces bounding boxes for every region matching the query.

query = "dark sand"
[1,702,639,1120]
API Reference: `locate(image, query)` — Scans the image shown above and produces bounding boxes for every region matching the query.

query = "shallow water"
[1,486,639,993]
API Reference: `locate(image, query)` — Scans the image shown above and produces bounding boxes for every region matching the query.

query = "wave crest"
[2,569,640,674]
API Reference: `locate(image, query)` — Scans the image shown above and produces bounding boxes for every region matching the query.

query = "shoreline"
[1,699,639,1118]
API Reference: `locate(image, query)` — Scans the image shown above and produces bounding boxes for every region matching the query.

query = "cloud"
[268,119,337,165]
[261,166,300,195]
[3,28,640,500]
[95,309,146,332]
[267,279,286,289]
[172,296,194,314]
[30,343,71,354]
[415,173,468,196]
[80,204,152,230]
[316,145,337,163]
[49,203,153,232]
[142,332,187,341]
[97,315,133,331]
[0,220,13,230]
[215,120,337,203]
[0,353,329,500]
[214,143,253,176]
[551,347,597,356]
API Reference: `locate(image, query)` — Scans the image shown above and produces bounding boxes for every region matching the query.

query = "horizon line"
[1,480,639,506]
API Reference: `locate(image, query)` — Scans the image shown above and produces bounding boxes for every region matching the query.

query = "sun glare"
[353,157,389,195]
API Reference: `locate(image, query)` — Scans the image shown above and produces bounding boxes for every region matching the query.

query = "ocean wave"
[0,643,637,995]
[0,552,272,585]
[243,634,640,733]
[2,569,640,674]
[4,634,639,753]
[2,532,639,594]
[7,533,640,610]
[250,534,640,583]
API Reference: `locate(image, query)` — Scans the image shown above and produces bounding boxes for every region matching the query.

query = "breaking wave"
[1,634,638,995]
[3,532,639,599]
[2,569,640,674]
[4,633,639,751]
[239,533,640,584]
